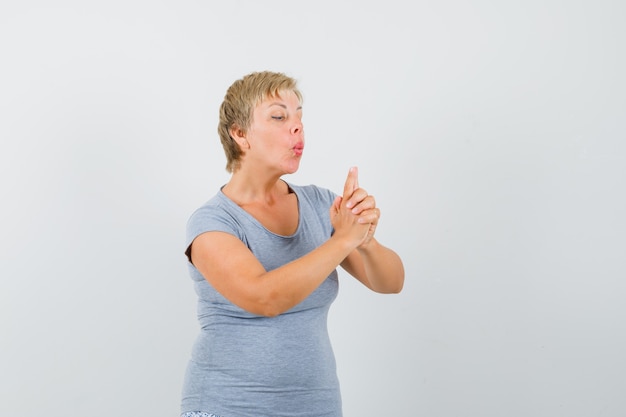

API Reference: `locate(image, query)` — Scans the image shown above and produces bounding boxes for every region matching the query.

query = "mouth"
[293,143,304,156]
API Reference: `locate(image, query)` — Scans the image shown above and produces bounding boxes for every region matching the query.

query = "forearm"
[356,238,405,293]
[255,234,355,316]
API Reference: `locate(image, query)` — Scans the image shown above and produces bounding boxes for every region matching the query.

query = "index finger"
[343,166,359,200]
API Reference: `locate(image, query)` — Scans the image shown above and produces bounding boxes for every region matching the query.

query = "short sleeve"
[184,196,243,264]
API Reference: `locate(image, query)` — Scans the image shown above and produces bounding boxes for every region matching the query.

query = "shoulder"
[186,191,243,245]
[187,192,230,223]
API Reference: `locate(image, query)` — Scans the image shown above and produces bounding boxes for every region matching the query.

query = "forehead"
[256,89,302,108]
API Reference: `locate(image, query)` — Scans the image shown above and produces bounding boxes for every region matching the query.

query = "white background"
[1,1,625,416]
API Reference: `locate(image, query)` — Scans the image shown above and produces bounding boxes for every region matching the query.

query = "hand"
[330,167,370,248]
[345,167,380,247]
[331,167,380,248]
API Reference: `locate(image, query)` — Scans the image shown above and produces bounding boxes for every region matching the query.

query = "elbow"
[394,273,405,293]
[380,280,404,294]
[374,273,404,294]
[258,306,282,318]
[243,303,282,318]
[246,304,282,318]
[393,273,405,293]
[254,290,288,318]
[389,280,404,294]
[391,266,405,293]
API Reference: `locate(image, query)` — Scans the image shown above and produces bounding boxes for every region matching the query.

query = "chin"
[284,167,300,175]
[283,159,302,175]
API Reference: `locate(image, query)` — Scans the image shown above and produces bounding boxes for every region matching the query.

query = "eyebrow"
[267,102,303,111]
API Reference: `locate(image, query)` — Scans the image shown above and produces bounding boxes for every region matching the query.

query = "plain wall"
[1,1,625,416]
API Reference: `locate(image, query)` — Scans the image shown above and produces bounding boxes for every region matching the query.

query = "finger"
[331,195,342,214]
[357,208,381,224]
[342,166,359,201]
[349,192,374,214]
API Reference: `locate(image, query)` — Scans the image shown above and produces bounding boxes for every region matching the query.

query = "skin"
[189,90,404,317]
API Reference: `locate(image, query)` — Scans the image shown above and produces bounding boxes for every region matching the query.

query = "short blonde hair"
[218,71,303,172]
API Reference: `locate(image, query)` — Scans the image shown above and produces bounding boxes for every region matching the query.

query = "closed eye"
[271,116,285,120]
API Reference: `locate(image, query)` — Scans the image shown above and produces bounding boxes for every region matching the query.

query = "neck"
[223,166,289,205]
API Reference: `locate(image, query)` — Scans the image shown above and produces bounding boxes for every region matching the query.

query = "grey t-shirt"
[181,182,342,417]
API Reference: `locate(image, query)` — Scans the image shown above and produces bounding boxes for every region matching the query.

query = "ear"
[229,125,249,150]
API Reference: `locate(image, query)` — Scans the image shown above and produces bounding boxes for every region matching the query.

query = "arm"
[338,167,405,293]
[341,238,405,293]
[189,176,370,317]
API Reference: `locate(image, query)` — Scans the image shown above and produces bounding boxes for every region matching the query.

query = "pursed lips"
[293,143,304,156]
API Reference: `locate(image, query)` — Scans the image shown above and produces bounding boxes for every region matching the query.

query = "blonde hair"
[218,71,303,172]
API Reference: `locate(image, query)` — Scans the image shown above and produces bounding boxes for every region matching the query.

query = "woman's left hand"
[340,167,380,248]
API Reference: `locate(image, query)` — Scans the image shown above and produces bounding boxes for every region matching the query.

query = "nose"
[291,120,303,136]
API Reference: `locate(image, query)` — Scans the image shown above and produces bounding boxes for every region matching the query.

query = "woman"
[181,71,404,417]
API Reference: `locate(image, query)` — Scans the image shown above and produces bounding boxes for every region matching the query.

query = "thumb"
[330,195,342,214]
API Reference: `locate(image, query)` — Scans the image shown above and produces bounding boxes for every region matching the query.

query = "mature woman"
[181,71,404,417]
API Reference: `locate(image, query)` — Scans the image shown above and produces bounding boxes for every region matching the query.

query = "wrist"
[329,232,360,255]
[357,237,379,254]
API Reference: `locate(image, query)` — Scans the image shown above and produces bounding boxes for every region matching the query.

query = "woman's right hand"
[330,167,371,248]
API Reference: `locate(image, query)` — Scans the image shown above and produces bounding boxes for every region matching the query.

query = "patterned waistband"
[181,412,221,417]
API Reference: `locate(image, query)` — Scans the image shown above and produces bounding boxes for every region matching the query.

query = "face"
[243,90,304,175]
